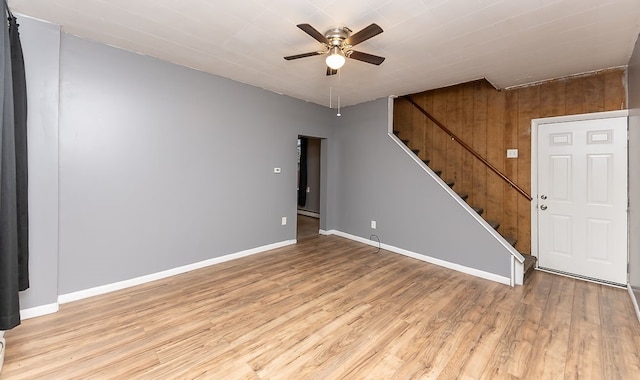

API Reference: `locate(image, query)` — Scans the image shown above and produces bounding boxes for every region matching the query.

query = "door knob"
[540,205,547,210]
[541,195,547,200]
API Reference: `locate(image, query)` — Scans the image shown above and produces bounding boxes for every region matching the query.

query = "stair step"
[505,236,517,247]
[401,139,410,145]
[522,254,537,281]
[446,180,455,188]
[488,220,500,230]
[412,149,420,155]
[434,170,442,177]
[458,192,468,201]
[422,159,430,165]
[393,130,400,135]
[472,206,484,215]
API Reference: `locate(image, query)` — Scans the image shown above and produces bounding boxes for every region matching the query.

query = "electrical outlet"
[274,167,281,174]
[281,217,287,225]
[506,149,518,158]
[371,220,377,229]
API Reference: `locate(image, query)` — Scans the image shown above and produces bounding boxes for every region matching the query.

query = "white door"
[537,117,627,285]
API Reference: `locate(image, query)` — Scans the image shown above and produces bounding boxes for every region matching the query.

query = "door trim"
[530,110,629,263]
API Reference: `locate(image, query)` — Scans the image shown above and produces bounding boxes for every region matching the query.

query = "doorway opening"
[297,136,322,241]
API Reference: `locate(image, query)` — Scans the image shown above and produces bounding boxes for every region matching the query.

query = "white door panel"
[538,117,627,284]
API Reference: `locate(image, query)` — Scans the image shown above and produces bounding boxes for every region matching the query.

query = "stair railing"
[402,95,532,201]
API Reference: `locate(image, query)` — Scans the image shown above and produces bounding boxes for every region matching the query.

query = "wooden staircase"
[393,128,537,281]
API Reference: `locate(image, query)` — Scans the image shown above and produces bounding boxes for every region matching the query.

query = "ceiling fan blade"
[297,24,330,45]
[345,23,383,46]
[326,67,338,76]
[284,51,324,60]
[348,50,385,65]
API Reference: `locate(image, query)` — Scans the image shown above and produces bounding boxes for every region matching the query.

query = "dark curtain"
[1,2,28,331]
[9,8,28,292]
[297,137,308,207]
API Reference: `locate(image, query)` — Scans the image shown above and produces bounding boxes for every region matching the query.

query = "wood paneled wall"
[393,68,627,254]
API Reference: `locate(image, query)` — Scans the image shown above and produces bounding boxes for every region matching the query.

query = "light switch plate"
[274,167,281,174]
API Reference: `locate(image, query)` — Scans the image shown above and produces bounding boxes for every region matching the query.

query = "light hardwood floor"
[4,235,640,379]
[296,215,319,241]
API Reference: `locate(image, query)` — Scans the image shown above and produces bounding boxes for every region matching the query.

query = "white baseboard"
[323,230,511,286]
[54,240,296,305]
[22,232,515,319]
[20,303,59,320]
[628,285,640,324]
[20,240,296,319]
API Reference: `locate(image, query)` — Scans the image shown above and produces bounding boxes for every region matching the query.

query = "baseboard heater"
[296,209,319,218]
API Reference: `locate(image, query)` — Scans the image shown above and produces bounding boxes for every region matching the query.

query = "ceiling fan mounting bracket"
[324,26,351,47]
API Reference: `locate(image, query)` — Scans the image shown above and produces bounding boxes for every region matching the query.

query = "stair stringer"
[387,130,525,286]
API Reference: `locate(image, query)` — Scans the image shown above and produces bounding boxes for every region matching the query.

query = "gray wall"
[628,33,640,295]
[329,98,512,277]
[18,16,60,310]
[18,15,516,312]
[57,35,334,294]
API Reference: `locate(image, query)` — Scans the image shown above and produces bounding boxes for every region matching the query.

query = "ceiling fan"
[284,23,385,76]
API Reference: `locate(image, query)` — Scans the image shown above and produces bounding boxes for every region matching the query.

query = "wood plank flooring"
[296,215,319,241]
[4,235,640,379]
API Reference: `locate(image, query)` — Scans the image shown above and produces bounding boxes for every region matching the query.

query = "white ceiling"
[8,0,640,107]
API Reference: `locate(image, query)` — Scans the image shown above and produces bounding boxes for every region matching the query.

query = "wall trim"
[57,240,296,305]
[504,66,628,91]
[20,303,59,320]
[628,285,640,324]
[323,229,511,286]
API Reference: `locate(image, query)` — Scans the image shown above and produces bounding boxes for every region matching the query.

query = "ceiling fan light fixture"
[326,47,346,70]
[285,23,384,75]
